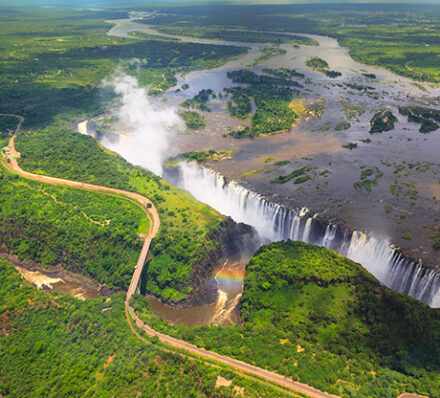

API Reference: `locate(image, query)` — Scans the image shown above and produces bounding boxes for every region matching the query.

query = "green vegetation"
[0,258,291,398]
[369,110,397,134]
[263,68,305,80]
[225,70,301,138]
[226,89,252,119]
[274,160,291,166]
[399,106,440,133]
[324,70,342,78]
[430,228,440,250]
[226,126,252,139]
[180,110,207,130]
[261,157,275,164]
[340,101,365,122]
[271,167,311,184]
[335,121,351,131]
[15,127,223,302]
[166,150,233,167]
[181,89,214,112]
[293,176,311,184]
[134,241,440,398]
[0,7,246,128]
[152,25,317,46]
[402,232,413,240]
[362,73,376,79]
[250,45,287,66]
[337,29,440,82]
[342,142,357,150]
[127,31,179,41]
[306,57,341,78]
[0,163,145,289]
[306,56,329,70]
[354,167,384,192]
[227,69,302,88]
[240,168,264,178]
[141,4,440,82]
[384,203,394,214]
[0,116,20,136]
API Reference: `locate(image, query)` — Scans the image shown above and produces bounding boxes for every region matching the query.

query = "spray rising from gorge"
[101,72,183,175]
[95,73,439,308]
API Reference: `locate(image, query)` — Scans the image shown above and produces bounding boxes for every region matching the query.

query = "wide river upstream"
[80,15,440,325]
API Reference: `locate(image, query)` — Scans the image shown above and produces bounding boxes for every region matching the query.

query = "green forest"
[14,127,224,302]
[0,159,145,289]
[0,257,293,398]
[133,241,440,398]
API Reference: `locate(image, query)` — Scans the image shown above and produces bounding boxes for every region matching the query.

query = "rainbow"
[215,268,244,285]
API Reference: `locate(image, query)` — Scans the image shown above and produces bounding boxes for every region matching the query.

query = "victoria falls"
[1,1,440,397]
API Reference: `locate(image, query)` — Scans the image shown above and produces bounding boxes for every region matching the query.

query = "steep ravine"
[142,217,260,326]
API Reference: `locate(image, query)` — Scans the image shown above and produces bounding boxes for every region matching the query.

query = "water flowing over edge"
[167,162,440,308]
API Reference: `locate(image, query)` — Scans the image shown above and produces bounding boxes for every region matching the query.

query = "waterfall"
[172,162,440,307]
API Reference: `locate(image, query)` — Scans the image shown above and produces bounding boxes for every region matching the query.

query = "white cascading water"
[175,162,440,307]
[82,72,440,308]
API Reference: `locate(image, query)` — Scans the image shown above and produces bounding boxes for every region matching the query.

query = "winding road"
[1,115,352,398]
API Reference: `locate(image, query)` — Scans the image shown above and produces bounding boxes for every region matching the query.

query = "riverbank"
[1,253,107,299]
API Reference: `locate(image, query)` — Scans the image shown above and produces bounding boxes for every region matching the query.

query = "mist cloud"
[102,72,183,176]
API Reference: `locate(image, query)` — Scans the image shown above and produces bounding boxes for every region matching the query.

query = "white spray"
[101,72,183,175]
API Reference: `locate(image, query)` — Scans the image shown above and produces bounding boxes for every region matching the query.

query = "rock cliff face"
[170,217,259,307]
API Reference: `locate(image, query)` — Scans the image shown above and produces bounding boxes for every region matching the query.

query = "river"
[78,14,440,325]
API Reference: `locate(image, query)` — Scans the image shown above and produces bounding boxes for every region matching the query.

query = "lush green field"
[0,257,293,398]
[133,241,440,398]
[14,127,224,302]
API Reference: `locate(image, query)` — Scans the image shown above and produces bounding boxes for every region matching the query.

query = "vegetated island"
[306,56,342,78]
[165,150,234,167]
[180,110,207,130]
[224,69,307,138]
[250,44,287,66]
[369,109,397,134]
[151,25,319,46]
[398,106,440,133]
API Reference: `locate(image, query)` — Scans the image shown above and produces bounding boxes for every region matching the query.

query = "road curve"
[1,117,340,398]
